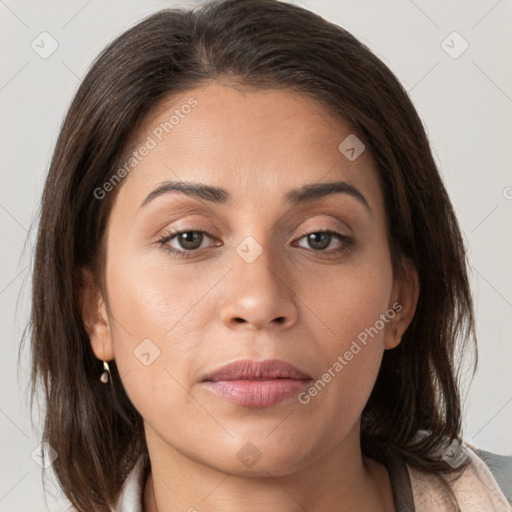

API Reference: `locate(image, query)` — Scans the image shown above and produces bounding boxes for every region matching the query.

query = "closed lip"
[202,358,311,382]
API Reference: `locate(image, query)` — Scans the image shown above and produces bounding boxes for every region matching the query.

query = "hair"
[23,0,477,510]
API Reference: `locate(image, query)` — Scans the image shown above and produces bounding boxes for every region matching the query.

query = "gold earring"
[100,361,110,384]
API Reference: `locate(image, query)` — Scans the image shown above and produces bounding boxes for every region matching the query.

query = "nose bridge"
[231,197,300,292]
[235,232,288,298]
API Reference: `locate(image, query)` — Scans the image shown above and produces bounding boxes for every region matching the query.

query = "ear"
[77,267,114,361]
[385,259,420,350]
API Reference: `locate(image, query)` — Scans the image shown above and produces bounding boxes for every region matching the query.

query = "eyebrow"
[139,179,372,213]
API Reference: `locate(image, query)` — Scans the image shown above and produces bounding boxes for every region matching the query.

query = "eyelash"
[156,228,355,259]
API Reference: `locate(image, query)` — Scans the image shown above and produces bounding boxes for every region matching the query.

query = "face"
[82,81,418,476]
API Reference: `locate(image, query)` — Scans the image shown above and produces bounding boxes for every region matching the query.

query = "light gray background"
[1,0,511,510]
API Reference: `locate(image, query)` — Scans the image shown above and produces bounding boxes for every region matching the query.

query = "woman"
[26,0,511,510]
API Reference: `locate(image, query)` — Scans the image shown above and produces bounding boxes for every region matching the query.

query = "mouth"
[202,358,312,408]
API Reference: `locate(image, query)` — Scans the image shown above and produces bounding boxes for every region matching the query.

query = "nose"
[219,240,299,332]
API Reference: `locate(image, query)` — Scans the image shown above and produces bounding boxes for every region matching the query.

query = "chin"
[204,438,317,477]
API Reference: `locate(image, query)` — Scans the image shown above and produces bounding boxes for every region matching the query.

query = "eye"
[293,230,354,254]
[157,229,217,259]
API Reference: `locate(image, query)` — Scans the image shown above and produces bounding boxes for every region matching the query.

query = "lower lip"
[204,379,311,408]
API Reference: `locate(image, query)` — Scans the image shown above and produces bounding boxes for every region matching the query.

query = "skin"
[81,81,419,512]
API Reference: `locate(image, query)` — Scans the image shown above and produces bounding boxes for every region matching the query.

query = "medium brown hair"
[24,0,476,509]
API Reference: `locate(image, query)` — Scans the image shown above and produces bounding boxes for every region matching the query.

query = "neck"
[142,424,394,512]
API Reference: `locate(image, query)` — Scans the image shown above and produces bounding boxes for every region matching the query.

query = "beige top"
[407,444,512,511]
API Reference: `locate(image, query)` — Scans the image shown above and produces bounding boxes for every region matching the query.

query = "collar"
[112,455,146,511]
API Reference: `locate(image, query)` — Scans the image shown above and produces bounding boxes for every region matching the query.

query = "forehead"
[112,81,384,216]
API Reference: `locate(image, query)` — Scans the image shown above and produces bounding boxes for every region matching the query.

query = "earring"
[100,361,111,384]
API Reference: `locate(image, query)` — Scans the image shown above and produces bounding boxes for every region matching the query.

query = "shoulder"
[470,444,512,505]
[406,441,512,511]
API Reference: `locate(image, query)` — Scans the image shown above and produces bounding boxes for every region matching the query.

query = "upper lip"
[202,359,312,382]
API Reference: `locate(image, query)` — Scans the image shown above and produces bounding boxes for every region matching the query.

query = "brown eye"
[295,230,354,253]
[157,229,217,258]
[174,231,204,250]
[304,232,331,251]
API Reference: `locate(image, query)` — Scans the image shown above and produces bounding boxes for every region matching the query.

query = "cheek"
[296,254,394,419]
[301,245,394,347]
[105,242,215,342]
[103,248,210,412]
